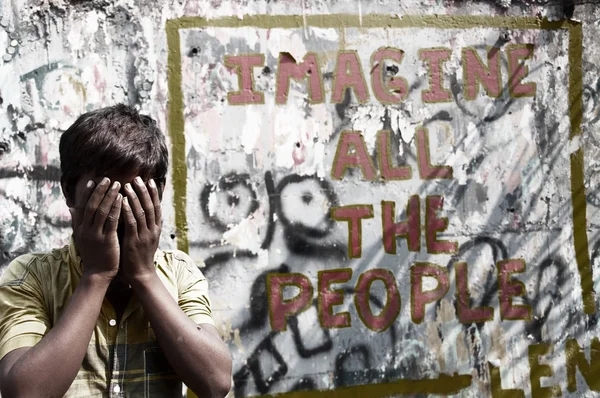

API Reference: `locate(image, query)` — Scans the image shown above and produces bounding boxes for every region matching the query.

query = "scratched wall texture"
[2,0,600,397]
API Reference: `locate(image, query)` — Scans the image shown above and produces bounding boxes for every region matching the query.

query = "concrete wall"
[1,0,600,396]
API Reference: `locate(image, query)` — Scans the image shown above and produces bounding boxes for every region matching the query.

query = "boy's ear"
[60,177,75,208]
[156,178,166,201]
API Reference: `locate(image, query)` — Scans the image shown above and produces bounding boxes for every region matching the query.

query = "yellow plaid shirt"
[0,238,214,397]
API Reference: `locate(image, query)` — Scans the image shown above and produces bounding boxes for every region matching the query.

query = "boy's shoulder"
[155,248,207,279]
[156,247,202,265]
[0,246,69,286]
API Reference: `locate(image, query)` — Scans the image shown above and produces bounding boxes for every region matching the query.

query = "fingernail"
[86,180,94,188]
[101,177,109,186]
[135,176,143,185]
[123,197,129,206]
[112,182,120,190]
[148,179,156,188]
[125,183,132,191]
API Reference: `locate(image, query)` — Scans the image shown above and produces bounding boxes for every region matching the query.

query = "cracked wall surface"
[1,1,600,397]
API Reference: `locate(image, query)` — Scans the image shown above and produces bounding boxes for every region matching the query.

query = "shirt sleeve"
[172,250,215,326]
[0,255,51,360]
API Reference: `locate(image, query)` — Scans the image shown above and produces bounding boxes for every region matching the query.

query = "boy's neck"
[106,275,132,323]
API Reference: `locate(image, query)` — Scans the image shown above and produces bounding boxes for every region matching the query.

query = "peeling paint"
[1,1,600,397]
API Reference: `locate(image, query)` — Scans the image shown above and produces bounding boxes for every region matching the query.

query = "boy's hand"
[70,178,123,282]
[120,177,162,284]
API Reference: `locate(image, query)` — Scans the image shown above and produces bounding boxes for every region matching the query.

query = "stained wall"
[1,1,600,397]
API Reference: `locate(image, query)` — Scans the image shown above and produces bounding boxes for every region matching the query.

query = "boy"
[0,104,232,397]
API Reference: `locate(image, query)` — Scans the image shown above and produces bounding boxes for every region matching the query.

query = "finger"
[121,196,138,238]
[104,193,123,233]
[148,178,162,227]
[83,178,111,227]
[74,180,95,227]
[93,181,121,232]
[124,182,147,231]
[133,176,155,227]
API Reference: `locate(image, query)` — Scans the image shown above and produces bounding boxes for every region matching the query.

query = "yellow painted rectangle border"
[167,14,589,396]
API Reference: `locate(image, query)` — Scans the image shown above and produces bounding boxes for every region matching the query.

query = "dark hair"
[59,104,168,202]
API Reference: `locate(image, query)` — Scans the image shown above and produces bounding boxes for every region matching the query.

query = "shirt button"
[109,319,117,327]
[113,384,121,393]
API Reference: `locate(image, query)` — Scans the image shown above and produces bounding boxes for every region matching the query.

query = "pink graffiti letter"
[225,54,264,105]
[331,205,374,258]
[455,262,494,323]
[416,126,453,180]
[426,196,458,254]
[372,47,408,104]
[507,44,536,98]
[276,52,324,104]
[331,51,369,103]
[420,48,452,103]
[378,130,412,180]
[497,259,532,320]
[382,196,420,254]
[355,269,401,332]
[331,131,377,180]
[463,48,501,99]
[411,263,449,324]
[268,273,313,331]
[318,269,352,328]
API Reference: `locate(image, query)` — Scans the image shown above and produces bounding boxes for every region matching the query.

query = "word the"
[331,195,456,258]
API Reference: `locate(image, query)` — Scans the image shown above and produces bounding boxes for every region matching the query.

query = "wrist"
[127,270,159,290]
[80,272,114,290]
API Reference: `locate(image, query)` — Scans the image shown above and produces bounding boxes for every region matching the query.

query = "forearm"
[4,275,110,397]
[131,274,232,398]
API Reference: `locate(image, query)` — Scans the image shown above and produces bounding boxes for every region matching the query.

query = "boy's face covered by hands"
[66,171,163,284]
